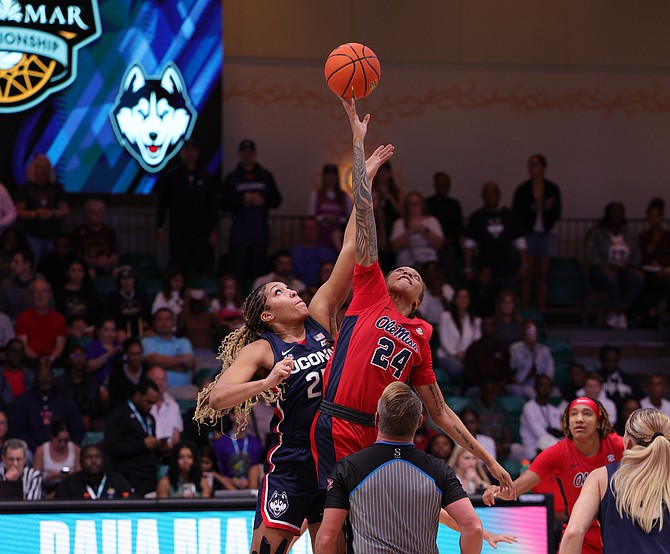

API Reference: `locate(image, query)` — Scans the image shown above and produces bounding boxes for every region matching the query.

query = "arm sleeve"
[440,465,468,507]
[324,461,351,510]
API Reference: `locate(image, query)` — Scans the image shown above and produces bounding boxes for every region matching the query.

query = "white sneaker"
[606,312,618,328]
[617,314,628,330]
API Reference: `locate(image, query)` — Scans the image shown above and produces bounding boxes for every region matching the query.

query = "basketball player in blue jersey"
[194,145,394,554]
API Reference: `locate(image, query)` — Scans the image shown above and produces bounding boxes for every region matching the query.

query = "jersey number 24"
[371,337,412,379]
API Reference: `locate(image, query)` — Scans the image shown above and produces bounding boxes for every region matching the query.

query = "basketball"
[324,43,381,100]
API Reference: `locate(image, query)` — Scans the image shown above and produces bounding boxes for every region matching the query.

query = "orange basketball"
[324,43,381,100]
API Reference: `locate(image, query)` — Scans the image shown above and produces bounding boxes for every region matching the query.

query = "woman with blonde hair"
[560,408,670,553]
[447,444,491,495]
[193,144,394,553]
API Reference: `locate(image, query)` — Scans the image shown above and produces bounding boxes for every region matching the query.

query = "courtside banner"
[0,495,553,553]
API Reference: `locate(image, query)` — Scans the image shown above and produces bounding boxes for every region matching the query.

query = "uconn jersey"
[260,317,333,443]
[256,317,333,532]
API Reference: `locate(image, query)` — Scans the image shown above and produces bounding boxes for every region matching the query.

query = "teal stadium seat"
[498,396,526,443]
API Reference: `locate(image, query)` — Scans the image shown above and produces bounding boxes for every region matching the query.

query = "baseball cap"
[238,139,256,152]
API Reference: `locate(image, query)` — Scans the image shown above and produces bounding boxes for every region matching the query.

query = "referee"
[316,381,483,554]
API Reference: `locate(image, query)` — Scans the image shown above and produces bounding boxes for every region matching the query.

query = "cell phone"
[61,467,71,474]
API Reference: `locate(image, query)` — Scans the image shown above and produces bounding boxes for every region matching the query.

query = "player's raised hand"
[486,460,517,500]
[265,357,293,389]
[482,484,500,506]
[365,144,395,182]
[340,97,369,142]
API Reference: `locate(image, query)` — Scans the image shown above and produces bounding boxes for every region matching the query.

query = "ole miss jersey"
[530,433,623,553]
[260,317,333,443]
[322,262,436,415]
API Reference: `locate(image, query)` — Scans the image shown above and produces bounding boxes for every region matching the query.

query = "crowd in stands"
[0,144,669,505]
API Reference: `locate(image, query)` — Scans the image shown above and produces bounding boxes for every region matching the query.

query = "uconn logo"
[290,347,333,373]
[375,316,418,351]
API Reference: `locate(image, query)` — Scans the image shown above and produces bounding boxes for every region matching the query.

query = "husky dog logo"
[0,0,101,113]
[268,490,289,518]
[109,62,197,173]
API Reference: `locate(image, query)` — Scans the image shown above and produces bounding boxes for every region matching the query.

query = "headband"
[568,397,602,422]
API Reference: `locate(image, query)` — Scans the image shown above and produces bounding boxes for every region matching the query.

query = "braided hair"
[193,284,285,432]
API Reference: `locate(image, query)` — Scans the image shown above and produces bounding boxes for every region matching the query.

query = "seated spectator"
[560,362,588,403]
[467,266,498,317]
[417,261,453,327]
[307,163,352,252]
[199,444,229,493]
[0,409,7,454]
[156,440,211,498]
[36,234,75,290]
[0,249,41,320]
[463,181,528,293]
[640,374,670,416]
[146,366,183,448]
[493,289,524,348]
[597,345,644,409]
[209,274,244,339]
[0,339,34,409]
[33,419,80,496]
[519,375,563,459]
[447,445,491,495]
[586,201,645,329]
[107,338,147,410]
[507,321,555,398]
[578,373,617,424]
[472,381,517,460]
[425,171,464,286]
[15,279,67,367]
[0,228,28,282]
[105,378,166,497]
[437,288,481,389]
[142,308,195,394]
[424,433,455,464]
[390,191,444,268]
[178,288,219,370]
[252,249,306,293]
[614,397,641,436]
[58,344,102,431]
[0,438,42,500]
[54,443,133,500]
[85,318,121,387]
[459,408,497,461]
[291,217,337,288]
[72,199,119,276]
[105,265,149,339]
[151,266,187,319]
[462,316,512,396]
[53,257,99,340]
[8,362,84,452]
[638,197,670,283]
[15,154,69,263]
[212,414,262,491]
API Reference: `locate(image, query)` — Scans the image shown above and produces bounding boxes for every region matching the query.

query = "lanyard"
[230,434,248,456]
[85,475,108,500]
[127,400,152,436]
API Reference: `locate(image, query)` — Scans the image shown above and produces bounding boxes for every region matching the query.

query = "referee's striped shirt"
[0,465,43,500]
[325,442,467,554]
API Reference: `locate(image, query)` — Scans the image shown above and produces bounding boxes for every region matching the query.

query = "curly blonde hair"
[193,284,284,432]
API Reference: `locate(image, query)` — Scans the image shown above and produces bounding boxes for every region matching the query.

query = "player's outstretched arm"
[559,468,606,554]
[310,144,394,334]
[340,98,377,268]
[415,382,517,499]
[482,469,542,506]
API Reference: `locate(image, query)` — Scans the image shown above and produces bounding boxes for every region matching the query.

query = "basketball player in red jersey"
[483,397,623,554]
[311,98,515,499]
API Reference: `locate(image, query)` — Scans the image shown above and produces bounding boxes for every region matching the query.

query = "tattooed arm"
[340,98,378,267]
[414,382,516,499]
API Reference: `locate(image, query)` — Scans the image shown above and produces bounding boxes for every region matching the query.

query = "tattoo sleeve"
[353,140,378,266]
